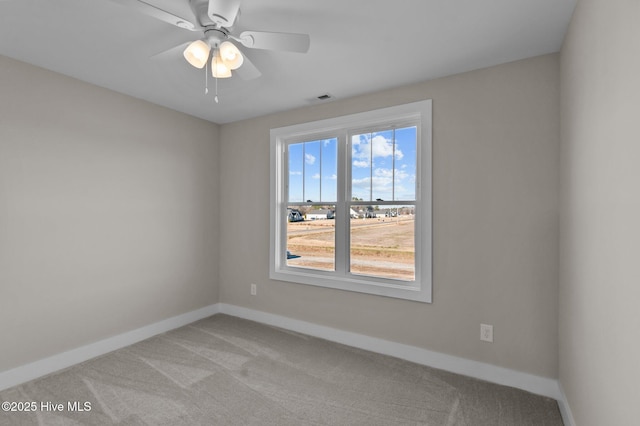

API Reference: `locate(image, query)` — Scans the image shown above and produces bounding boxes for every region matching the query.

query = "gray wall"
[0,55,220,372]
[0,50,564,384]
[559,0,640,424]
[220,54,560,378]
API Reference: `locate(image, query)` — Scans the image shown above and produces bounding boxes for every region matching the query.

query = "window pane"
[286,205,335,271]
[288,143,304,202]
[351,133,372,201]
[304,141,321,202]
[370,129,394,201]
[349,205,415,281]
[394,126,417,200]
[321,138,338,202]
[351,128,417,202]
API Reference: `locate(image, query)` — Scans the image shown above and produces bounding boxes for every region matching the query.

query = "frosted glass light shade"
[219,41,244,70]
[183,40,210,69]
[212,50,232,78]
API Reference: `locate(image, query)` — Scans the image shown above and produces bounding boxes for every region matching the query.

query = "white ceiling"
[0,0,576,124]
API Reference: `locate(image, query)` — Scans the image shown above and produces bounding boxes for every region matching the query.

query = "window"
[270,100,432,302]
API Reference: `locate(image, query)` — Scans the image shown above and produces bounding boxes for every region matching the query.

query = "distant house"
[304,208,360,219]
[306,209,330,220]
[381,209,398,217]
[287,208,304,222]
[364,206,376,218]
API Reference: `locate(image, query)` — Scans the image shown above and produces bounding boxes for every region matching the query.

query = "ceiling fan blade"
[109,0,200,31]
[234,54,261,80]
[151,42,191,62]
[208,0,242,27]
[238,31,310,53]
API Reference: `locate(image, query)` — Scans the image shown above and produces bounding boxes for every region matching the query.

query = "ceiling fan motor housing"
[190,0,240,28]
[204,27,229,47]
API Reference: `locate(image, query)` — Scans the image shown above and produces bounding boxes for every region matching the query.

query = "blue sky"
[288,126,416,203]
[351,126,417,201]
[288,138,337,202]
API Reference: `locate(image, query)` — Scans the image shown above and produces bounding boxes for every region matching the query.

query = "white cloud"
[325,174,337,180]
[374,168,393,178]
[305,153,316,165]
[351,176,370,187]
[352,169,414,200]
[312,173,320,179]
[373,168,409,180]
[353,160,369,168]
[396,169,409,180]
[394,183,416,199]
[352,134,403,162]
[289,170,302,175]
[371,135,399,159]
[372,176,393,187]
[351,176,393,190]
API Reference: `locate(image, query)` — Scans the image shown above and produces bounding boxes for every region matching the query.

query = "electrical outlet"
[251,283,257,296]
[480,324,493,342]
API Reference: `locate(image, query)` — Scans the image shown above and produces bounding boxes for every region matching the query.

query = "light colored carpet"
[0,314,563,425]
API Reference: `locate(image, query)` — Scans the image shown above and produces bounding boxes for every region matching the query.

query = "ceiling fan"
[111,0,310,82]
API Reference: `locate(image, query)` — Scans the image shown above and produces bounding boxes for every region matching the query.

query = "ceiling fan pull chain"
[205,57,219,103]
[205,61,209,94]
[214,76,219,104]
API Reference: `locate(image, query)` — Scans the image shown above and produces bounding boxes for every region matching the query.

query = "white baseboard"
[218,304,563,400]
[557,382,576,426]
[0,304,220,392]
[0,302,573,426]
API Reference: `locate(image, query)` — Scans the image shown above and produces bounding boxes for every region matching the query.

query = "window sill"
[269,268,431,303]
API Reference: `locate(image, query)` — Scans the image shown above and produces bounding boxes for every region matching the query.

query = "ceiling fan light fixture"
[212,50,232,78]
[183,40,211,69]
[219,41,244,70]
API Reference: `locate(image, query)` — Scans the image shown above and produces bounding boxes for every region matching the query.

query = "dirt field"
[286,217,415,281]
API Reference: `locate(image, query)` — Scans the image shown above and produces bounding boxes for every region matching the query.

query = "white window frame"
[270,100,432,303]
